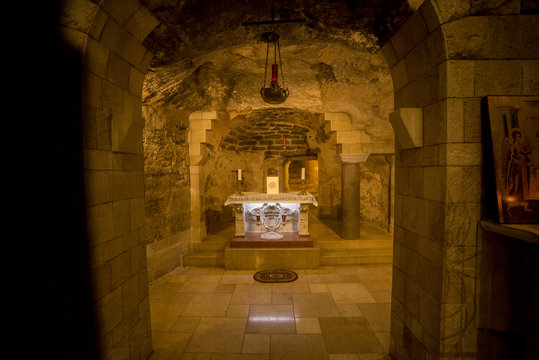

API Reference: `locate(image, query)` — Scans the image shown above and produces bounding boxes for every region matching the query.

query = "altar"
[224,192,318,248]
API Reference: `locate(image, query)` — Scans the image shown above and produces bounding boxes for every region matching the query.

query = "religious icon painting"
[483,96,539,223]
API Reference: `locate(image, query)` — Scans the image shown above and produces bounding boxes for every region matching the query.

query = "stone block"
[88,202,114,246]
[188,129,208,143]
[85,37,109,78]
[423,166,446,202]
[446,166,482,203]
[419,289,441,335]
[440,60,475,98]
[428,200,445,243]
[404,43,431,82]
[523,60,539,94]
[326,113,352,131]
[85,149,113,170]
[489,15,539,59]
[61,0,99,32]
[107,52,130,89]
[404,277,422,319]
[474,60,522,96]
[125,6,160,42]
[189,118,214,130]
[129,67,144,96]
[471,0,521,15]
[106,171,134,201]
[121,273,140,314]
[443,16,489,59]
[111,111,144,154]
[408,167,424,198]
[425,27,446,68]
[446,98,465,143]
[423,100,446,146]
[110,250,132,288]
[92,263,111,301]
[434,0,471,24]
[395,166,409,196]
[445,203,480,247]
[403,196,429,237]
[131,243,147,273]
[130,197,145,229]
[389,108,423,149]
[101,0,140,25]
[103,236,124,263]
[441,143,482,166]
[390,11,429,58]
[200,110,218,120]
[381,42,398,68]
[112,200,131,236]
[103,79,123,114]
[96,286,123,334]
[419,0,442,33]
[83,71,103,108]
[463,98,482,143]
[390,60,408,91]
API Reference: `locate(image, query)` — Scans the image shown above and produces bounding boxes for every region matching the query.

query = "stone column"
[339,154,369,239]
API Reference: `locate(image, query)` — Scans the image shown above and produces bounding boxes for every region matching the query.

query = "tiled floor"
[148,263,393,360]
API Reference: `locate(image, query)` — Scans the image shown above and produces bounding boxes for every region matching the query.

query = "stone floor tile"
[246,304,295,334]
[336,303,364,317]
[272,278,310,294]
[227,304,251,317]
[150,302,187,331]
[150,331,192,360]
[178,282,219,293]
[215,283,236,294]
[295,317,322,334]
[150,291,194,304]
[328,283,376,304]
[292,293,340,318]
[328,355,360,360]
[309,283,329,293]
[185,317,247,353]
[319,317,384,354]
[271,293,293,305]
[170,316,201,333]
[242,333,271,353]
[270,334,329,360]
[231,284,272,305]
[180,352,211,360]
[181,293,232,317]
[357,304,391,333]
[211,354,270,360]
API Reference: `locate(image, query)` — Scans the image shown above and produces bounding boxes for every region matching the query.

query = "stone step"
[193,241,228,251]
[224,247,320,270]
[320,249,393,265]
[183,251,224,267]
[314,239,392,250]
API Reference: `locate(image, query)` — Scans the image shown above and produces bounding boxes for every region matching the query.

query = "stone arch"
[52,1,539,359]
[382,1,539,360]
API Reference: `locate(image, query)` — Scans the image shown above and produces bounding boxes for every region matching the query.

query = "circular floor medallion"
[253,269,298,283]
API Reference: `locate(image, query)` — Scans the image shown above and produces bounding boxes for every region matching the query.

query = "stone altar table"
[224,192,318,248]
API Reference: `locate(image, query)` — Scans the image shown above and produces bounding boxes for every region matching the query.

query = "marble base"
[230,232,313,248]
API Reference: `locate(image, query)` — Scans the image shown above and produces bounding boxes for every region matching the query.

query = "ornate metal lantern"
[259,31,289,104]
[242,8,305,105]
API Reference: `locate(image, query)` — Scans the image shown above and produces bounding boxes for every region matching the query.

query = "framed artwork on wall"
[483,96,539,224]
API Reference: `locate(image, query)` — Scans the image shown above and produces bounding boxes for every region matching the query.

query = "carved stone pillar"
[232,204,245,237]
[339,154,369,239]
[299,204,310,236]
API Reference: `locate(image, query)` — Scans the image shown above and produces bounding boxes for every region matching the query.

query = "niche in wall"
[284,157,319,198]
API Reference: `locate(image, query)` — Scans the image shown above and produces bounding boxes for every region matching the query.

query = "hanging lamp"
[242,8,305,105]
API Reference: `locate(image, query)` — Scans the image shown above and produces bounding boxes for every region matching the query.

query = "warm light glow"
[249,316,292,322]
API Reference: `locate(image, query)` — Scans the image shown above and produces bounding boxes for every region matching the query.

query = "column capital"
[336,153,370,163]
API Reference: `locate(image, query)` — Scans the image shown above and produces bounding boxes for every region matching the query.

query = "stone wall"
[143,105,191,280]
[60,0,159,358]
[384,1,539,360]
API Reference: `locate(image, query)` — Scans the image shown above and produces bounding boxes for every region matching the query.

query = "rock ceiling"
[141,0,417,138]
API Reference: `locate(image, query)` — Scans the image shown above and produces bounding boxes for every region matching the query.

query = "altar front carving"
[224,192,318,247]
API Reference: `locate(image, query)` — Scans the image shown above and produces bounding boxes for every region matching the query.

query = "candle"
[301,167,305,180]
[238,169,242,181]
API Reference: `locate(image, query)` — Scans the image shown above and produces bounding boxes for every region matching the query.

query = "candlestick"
[238,168,242,181]
[301,167,305,180]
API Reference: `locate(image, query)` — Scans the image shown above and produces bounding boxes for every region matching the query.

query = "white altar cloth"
[224,192,318,207]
